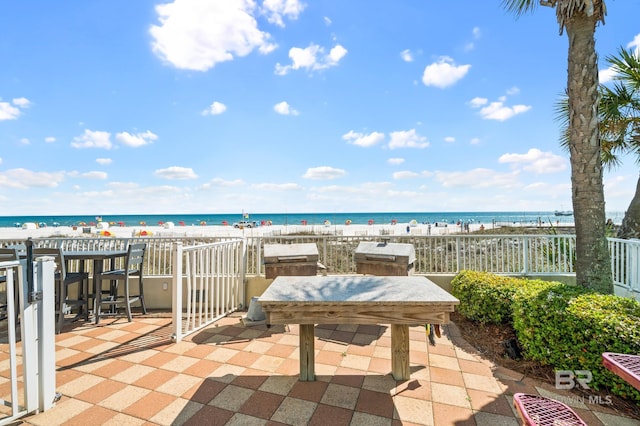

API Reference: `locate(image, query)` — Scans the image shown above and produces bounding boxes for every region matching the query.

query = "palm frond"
[501,0,539,16]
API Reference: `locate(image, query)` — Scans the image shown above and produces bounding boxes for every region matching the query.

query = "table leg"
[299,324,315,381]
[93,259,104,323]
[391,324,410,380]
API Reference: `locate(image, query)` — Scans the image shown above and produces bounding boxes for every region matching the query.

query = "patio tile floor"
[12,312,640,425]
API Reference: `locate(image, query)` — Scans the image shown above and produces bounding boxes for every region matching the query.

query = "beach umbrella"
[368,219,374,225]
[301,220,308,225]
[324,220,331,226]
[139,221,147,226]
[99,230,113,237]
[158,221,164,226]
[222,220,228,226]
[117,221,125,227]
[178,221,186,226]
[345,219,351,225]
[137,230,153,237]
[391,219,397,225]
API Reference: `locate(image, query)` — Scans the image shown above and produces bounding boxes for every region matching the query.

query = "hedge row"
[451,270,640,402]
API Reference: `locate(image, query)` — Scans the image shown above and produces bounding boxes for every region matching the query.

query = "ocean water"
[0,211,624,228]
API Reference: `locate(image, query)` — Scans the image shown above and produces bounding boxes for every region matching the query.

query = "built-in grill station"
[264,243,321,279]
[354,241,416,276]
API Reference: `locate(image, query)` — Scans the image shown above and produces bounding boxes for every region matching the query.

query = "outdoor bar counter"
[258,275,459,381]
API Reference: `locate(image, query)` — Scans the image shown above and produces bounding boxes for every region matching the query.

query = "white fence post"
[172,241,183,342]
[34,256,56,411]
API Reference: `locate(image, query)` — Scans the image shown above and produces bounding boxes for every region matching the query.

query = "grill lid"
[354,241,416,265]
[264,243,319,263]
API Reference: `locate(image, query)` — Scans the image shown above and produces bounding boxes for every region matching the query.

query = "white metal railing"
[172,239,245,342]
[244,234,579,276]
[608,238,640,293]
[6,233,640,293]
[0,255,56,425]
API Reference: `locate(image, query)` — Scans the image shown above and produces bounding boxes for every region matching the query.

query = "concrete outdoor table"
[258,275,459,381]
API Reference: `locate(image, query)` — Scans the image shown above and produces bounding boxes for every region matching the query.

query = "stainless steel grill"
[354,241,415,276]
[264,243,320,279]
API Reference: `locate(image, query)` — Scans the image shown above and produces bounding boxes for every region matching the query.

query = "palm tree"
[600,48,640,238]
[503,0,612,293]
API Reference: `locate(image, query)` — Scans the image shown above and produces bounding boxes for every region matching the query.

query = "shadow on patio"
[13,313,640,425]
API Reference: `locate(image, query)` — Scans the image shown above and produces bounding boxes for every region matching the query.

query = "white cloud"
[506,86,520,95]
[400,49,413,62]
[499,148,566,174]
[202,101,227,115]
[393,171,420,179]
[444,136,455,143]
[422,56,470,89]
[201,177,244,189]
[0,168,65,189]
[45,136,56,143]
[274,101,299,115]
[323,16,332,26]
[0,97,30,121]
[96,158,112,165]
[252,182,302,191]
[303,166,347,180]
[261,0,306,27]
[388,157,405,165]
[154,166,198,180]
[600,34,640,84]
[628,33,640,52]
[433,168,521,189]
[472,27,481,38]
[275,43,348,75]
[599,67,617,84]
[80,171,108,180]
[470,137,481,145]
[116,130,158,147]
[20,138,30,145]
[469,97,487,107]
[12,97,30,108]
[150,0,278,71]
[342,130,385,147]
[470,95,531,121]
[0,102,20,120]
[388,129,429,149]
[71,129,112,149]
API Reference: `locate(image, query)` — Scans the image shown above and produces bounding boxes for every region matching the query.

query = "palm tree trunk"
[566,15,613,293]
[617,174,640,239]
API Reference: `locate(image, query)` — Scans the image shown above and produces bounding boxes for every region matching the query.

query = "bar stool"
[33,247,90,334]
[95,243,147,323]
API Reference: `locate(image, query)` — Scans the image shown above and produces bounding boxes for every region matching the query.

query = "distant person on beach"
[406,225,410,234]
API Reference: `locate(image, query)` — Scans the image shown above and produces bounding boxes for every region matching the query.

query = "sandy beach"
[0,220,569,240]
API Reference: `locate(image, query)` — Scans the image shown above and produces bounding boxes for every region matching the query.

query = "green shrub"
[451,270,520,324]
[512,286,640,402]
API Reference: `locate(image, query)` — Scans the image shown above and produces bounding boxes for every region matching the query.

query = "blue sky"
[1,0,639,216]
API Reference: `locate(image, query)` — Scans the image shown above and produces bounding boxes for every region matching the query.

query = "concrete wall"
[140,273,640,311]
